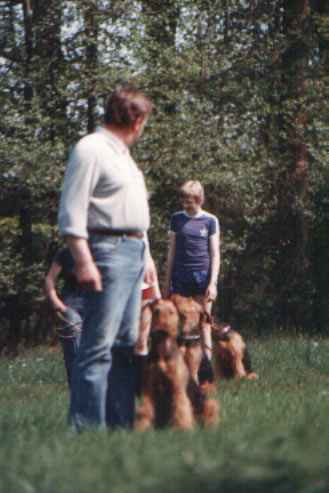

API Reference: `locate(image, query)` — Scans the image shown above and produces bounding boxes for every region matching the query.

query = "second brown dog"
[135,299,219,431]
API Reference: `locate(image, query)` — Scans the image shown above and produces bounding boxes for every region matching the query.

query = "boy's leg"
[58,306,83,389]
[61,336,80,389]
[193,296,213,360]
[194,295,214,384]
[202,300,213,360]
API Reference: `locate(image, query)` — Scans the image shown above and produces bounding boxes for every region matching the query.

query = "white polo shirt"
[58,127,150,239]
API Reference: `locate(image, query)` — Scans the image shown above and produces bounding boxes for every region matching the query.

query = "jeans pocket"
[57,307,82,339]
[90,236,122,259]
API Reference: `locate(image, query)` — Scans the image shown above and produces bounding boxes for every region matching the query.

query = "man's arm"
[206,231,220,302]
[163,231,176,298]
[58,140,103,290]
[58,141,100,240]
[65,236,102,291]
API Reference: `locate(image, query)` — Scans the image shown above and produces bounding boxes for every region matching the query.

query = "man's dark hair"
[104,86,153,127]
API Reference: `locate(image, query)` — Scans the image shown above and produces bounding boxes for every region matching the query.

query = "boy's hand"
[206,283,217,302]
[53,301,68,313]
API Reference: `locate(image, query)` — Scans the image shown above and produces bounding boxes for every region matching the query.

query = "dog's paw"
[202,398,220,427]
[246,372,258,380]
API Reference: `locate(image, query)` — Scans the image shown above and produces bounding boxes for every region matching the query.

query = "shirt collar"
[96,126,129,154]
[183,209,204,219]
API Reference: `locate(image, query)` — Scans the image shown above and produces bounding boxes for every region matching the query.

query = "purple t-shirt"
[170,210,219,274]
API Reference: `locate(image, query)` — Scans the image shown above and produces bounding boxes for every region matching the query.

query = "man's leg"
[69,237,145,431]
[106,263,144,428]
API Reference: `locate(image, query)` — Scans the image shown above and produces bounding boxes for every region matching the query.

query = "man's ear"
[132,115,146,133]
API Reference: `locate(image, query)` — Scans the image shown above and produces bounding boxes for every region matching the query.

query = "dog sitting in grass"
[169,294,258,382]
[210,320,258,380]
[135,299,219,431]
[170,294,205,384]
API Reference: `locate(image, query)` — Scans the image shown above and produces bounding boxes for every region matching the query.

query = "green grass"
[1,336,329,493]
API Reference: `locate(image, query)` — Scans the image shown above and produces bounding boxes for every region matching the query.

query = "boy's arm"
[163,231,176,298]
[143,233,159,292]
[44,262,68,313]
[206,231,220,301]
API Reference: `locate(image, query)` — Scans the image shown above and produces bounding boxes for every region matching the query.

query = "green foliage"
[1,1,329,348]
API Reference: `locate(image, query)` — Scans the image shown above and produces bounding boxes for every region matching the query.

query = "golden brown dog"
[135,299,219,431]
[170,294,258,382]
[211,321,258,380]
[170,294,204,384]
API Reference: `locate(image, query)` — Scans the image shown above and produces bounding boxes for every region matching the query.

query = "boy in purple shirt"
[164,181,221,380]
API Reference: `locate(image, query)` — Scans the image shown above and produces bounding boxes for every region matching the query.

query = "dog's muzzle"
[150,330,171,343]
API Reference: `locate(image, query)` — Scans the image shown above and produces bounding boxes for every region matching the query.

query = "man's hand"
[205,283,217,302]
[66,237,102,291]
[75,261,102,291]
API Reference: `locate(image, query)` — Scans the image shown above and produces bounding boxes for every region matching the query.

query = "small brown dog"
[135,299,219,431]
[211,321,258,380]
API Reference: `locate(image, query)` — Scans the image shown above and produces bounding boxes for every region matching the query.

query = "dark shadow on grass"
[152,462,329,493]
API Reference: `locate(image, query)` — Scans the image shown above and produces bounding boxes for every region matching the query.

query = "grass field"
[0,336,329,493]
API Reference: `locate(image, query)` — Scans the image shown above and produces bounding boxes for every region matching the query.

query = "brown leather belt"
[88,229,144,239]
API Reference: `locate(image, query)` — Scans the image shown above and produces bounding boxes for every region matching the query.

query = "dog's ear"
[212,322,231,341]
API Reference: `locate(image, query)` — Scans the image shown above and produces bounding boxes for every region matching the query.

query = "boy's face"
[181,194,202,215]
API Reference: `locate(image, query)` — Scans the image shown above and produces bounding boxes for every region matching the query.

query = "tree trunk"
[83,4,98,134]
[23,0,33,107]
[275,0,312,326]
[32,0,66,140]
[141,0,178,49]
[140,0,179,105]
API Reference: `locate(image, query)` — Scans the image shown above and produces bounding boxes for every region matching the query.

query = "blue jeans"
[70,235,145,431]
[58,299,84,389]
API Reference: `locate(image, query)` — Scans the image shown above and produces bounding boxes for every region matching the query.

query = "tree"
[1,0,329,352]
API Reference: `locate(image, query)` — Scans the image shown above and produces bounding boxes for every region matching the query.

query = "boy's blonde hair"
[180,180,205,204]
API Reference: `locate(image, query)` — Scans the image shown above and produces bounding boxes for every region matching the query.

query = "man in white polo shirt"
[58,86,156,431]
